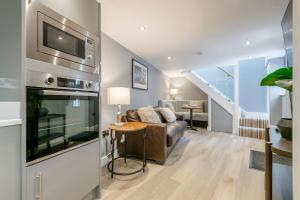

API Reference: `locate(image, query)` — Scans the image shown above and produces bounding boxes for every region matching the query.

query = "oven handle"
[41,90,98,97]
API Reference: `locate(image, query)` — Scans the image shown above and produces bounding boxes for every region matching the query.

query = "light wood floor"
[100,130,265,200]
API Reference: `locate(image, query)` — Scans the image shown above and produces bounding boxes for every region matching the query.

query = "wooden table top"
[109,122,147,132]
[269,128,292,158]
[181,105,202,109]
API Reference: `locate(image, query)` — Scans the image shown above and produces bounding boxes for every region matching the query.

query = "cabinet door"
[26,141,99,200]
[0,125,21,200]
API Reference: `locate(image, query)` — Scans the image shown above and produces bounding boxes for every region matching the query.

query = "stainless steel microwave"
[26,3,99,74]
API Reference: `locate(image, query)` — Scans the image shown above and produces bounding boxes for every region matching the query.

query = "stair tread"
[239,126,266,130]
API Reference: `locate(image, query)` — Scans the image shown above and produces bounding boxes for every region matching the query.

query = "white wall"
[293,0,300,198]
[239,57,267,112]
[267,57,285,126]
[211,99,233,133]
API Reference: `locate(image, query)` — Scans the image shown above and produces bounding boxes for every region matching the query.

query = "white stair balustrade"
[183,70,234,115]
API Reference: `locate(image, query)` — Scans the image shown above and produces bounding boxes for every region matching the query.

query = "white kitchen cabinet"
[26,141,99,200]
[0,125,21,200]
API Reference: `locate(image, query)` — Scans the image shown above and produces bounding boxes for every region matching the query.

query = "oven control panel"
[26,70,99,92]
[57,77,84,89]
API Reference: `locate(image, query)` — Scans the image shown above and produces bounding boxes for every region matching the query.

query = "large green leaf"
[260,67,293,91]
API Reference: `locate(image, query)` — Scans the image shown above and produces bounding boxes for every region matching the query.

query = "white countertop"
[0,102,22,127]
[0,119,22,127]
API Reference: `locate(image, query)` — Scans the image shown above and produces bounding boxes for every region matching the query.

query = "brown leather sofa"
[117,108,187,164]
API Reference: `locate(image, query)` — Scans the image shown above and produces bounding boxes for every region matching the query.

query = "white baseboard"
[100,151,118,167]
[269,125,277,129]
[100,155,110,167]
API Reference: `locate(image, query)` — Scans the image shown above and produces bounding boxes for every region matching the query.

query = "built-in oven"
[26,71,99,164]
[26,2,99,74]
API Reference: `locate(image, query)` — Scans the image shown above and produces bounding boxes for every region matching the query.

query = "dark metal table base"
[108,129,147,178]
[107,155,146,176]
[188,108,198,131]
[187,126,198,131]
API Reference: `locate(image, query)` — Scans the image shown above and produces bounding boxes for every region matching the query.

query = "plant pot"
[36,107,49,117]
[277,118,292,140]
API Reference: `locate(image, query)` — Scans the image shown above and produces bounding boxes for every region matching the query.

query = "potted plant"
[261,67,293,140]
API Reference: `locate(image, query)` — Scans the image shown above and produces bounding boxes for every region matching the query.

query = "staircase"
[183,69,269,139]
[239,111,269,139]
[183,70,234,115]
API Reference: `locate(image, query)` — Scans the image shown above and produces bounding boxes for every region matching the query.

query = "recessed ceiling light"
[246,40,251,46]
[58,36,63,40]
[167,56,172,60]
[139,26,146,31]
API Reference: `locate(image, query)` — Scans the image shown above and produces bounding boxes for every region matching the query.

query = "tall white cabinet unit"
[24,0,101,199]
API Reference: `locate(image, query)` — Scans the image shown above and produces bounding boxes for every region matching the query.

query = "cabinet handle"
[35,172,42,200]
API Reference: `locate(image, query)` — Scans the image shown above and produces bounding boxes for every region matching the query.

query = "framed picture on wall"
[132,59,148,90]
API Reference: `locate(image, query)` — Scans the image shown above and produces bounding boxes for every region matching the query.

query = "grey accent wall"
[170,77,208,100]
[101,33,169,140]
[0,125,21,200]
[239,57,267,112]
[211,99,233,133]
[0,0,22,101]
[267,57,285,126]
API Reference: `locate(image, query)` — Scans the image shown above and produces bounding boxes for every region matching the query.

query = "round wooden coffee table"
[108,122,147,178]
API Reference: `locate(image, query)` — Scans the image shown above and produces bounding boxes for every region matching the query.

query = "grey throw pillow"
[165,102,175,113]
[158,107,177,123]
[137,106,162,123]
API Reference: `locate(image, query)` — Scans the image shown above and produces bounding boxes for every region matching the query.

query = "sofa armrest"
[175,113,184,121]
[145,123,168,163]
[146,123,167,133]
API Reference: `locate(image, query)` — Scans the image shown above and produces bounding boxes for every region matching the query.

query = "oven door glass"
[26,88,99,163]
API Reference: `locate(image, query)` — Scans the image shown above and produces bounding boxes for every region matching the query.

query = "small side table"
[265,128,292,200]
[181,105,202,131]
[108,122,147,178]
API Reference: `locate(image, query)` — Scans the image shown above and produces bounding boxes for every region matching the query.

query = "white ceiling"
[101,0,290,77]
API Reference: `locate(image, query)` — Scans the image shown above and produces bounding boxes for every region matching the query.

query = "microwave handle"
[41,90,98,97]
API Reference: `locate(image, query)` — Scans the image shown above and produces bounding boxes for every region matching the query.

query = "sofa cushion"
[138,106,162,123]
[126,109,141,122]
[158,108,177,123]
[166,120,187,147]
[176,112,208,121]
[164,102,175,113]
[159,100,208,113]
[154,108,167,123]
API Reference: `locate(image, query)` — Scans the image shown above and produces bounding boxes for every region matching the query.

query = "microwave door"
[37,12,95,67]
